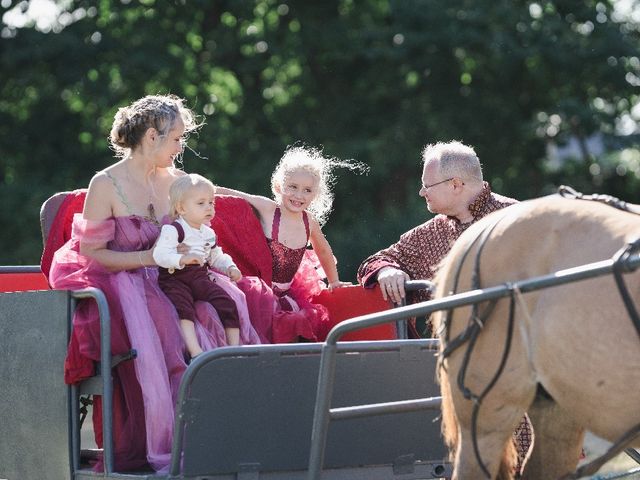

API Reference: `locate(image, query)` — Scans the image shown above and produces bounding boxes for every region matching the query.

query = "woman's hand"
[227,265,242,282]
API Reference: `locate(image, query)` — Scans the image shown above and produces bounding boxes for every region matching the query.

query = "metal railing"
[69,288,114,475]
[0,265,43,273]
[308,252,640,480]
[393,279,435,339]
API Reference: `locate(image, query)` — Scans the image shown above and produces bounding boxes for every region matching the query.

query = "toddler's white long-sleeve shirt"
[152,216,236,273]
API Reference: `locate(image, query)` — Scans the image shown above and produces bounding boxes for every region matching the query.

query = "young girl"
[217,145,359,342]
[153,174,243,359]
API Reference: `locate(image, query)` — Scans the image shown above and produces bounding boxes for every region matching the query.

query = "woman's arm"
[308,215,349,290]
[79,173,154,271]
[215,186,275,220]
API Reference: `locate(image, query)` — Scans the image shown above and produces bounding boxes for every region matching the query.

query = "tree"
[1,0,639,277]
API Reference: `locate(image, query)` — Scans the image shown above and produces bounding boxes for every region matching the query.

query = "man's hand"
[376,266,410,304]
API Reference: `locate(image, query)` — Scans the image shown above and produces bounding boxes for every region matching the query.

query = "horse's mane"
[432,206,525,479]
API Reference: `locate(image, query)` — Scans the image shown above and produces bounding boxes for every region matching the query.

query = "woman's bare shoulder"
[87,169,115,193]
[84,171,117,220]
[158,166,186,186]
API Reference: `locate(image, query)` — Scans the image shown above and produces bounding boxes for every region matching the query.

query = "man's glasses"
[422,178,453,190]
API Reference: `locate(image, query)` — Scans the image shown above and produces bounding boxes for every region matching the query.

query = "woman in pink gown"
[49,95,259,472]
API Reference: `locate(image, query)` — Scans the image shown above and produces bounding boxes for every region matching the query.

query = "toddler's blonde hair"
[169,173,215,219]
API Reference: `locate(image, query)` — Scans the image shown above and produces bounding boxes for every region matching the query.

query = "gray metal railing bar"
[589,466,640,480]
[70,383,81,472]
[0,265,42,273]
[328,254,640,345]
[308,252,640,480]
[394,280,435,339]
[329,396,442,421]
[71,287,114,475]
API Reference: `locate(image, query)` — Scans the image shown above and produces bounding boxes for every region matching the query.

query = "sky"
[3,0,640,31]
[2,0,61,31]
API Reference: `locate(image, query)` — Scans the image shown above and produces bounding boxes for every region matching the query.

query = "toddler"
[153,173,242,358]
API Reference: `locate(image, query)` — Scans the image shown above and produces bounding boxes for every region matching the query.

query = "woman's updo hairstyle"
[109,94,200,158]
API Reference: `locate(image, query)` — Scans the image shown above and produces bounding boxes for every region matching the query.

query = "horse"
[432,193,640,479]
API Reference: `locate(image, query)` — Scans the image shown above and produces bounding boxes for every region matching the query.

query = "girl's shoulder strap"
[272,207,310,242]
[271,206,281,241]
[302,210,310,240]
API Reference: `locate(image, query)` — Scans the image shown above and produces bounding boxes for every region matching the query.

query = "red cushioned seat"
[311,285,395,340]
[0,272,49,292]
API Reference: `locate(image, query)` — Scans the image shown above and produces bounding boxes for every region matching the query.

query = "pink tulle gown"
[49,214,259,472]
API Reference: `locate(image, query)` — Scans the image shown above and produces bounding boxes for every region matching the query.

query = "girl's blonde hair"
[169,173,215,219]
[270,145,367,225]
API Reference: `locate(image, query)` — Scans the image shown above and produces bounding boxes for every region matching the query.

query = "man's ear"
[452,177,465,190]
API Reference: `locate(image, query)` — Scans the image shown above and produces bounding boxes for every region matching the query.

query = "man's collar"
[467,182,491,219]
[445,182,491,224]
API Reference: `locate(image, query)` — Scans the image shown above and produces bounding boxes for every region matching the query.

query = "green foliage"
[1,0,639,281]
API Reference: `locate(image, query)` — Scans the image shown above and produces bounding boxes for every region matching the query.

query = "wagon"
[0,261,453,480]
[2,253,639,480]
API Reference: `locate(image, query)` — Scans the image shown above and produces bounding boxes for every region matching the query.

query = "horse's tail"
[438,364,459,463]
[497,442,518,480]
[434,231,467,467]
[441,368,518,479]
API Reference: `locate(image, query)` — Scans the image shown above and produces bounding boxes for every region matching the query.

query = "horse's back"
[440,194,640,297]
